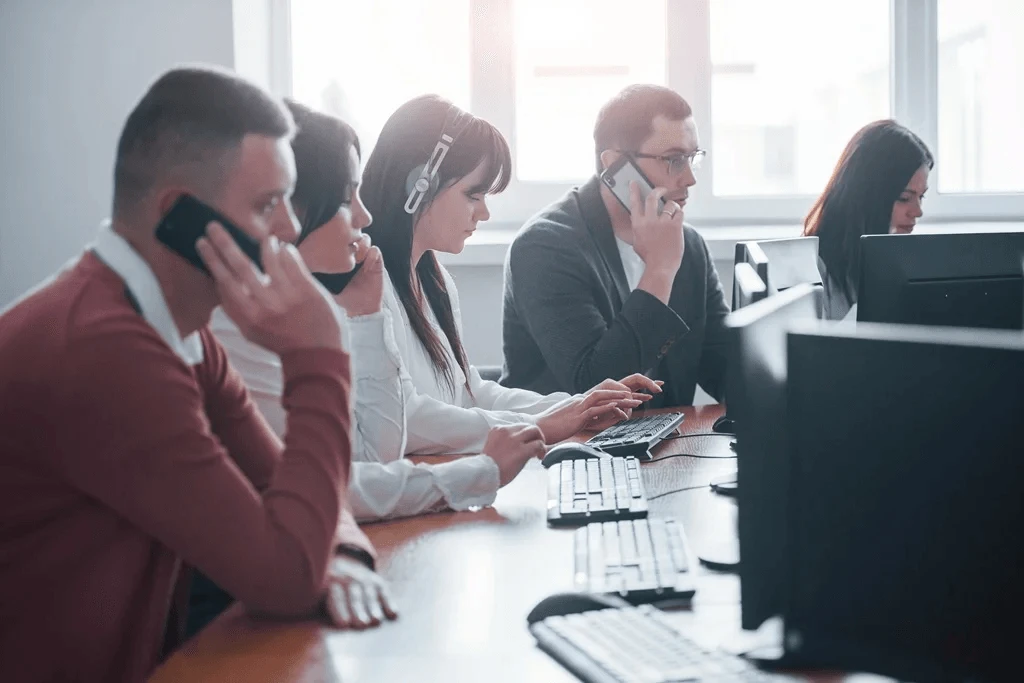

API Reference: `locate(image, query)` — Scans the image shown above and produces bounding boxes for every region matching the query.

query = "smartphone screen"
[312,261,364,295]
[155,194,263,276]
[599,155,665,215]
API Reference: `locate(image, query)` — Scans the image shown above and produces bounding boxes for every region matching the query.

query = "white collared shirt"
[211,304,501,521]
[91,224,204,365]
[615,236,646,292]
[380,263,573,456]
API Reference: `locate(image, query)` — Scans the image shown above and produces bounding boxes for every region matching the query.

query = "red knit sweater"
[0,252,372,682]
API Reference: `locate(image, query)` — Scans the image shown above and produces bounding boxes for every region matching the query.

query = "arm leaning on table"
[57,326,365,618]
[214,305,503,521]
[347,307,502,518]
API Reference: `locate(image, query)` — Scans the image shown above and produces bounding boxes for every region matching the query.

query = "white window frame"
[274,0,1023,227]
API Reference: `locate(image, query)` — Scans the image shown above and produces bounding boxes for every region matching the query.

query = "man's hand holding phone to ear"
[629,182,685,305]
[196,223,343,354]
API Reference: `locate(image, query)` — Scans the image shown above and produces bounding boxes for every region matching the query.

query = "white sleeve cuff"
[428,454,500,511]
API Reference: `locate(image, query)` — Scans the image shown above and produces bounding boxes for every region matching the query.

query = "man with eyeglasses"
[500,85,729,408]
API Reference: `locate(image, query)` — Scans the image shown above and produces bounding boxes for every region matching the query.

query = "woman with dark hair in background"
[361,95,659,460]
[804,119,933,320]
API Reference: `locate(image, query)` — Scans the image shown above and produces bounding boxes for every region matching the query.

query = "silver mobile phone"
[599,155,665,215]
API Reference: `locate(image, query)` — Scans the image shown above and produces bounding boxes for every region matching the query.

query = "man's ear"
[155,186,187,217]
[598,149,621,172]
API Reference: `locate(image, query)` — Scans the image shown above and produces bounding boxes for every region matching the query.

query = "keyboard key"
[574,462,587,495]
[604,521,620,568]
[586,460,600,492]
[619,520,638,566]
[665,521,689,573]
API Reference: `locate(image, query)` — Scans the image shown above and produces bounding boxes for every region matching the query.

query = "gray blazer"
[499,176,730,407]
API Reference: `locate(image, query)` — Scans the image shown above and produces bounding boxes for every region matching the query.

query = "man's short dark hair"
[593,84,693,172]
[113,65,295,218]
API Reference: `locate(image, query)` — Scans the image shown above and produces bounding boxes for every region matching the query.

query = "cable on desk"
[647,483,711,500]
[648,451,737,462]
[662,432,735,440]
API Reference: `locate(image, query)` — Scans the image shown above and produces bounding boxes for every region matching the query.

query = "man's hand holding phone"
[629,182,685,305]
[197,222,343,354]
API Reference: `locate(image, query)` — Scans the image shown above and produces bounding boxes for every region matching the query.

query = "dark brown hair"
[113,66,294,218]
[804,120,933,300]
[283,99,361,243]
[593,84,693,172]
[361,95,511,394]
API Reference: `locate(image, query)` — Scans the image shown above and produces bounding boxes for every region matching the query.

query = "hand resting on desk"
[325,555,399,630]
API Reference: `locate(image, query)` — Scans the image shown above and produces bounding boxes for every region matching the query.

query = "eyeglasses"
[620,149,707,176]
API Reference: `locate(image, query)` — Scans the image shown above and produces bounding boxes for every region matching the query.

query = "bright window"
[709,0,891,196]
[937,0,1024,193]
[512,0,667,182]
[289,0,471,154]
[284,0,1024,224]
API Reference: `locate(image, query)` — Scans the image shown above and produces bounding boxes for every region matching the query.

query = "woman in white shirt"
[360,95,660,453]
[212,100,546,521]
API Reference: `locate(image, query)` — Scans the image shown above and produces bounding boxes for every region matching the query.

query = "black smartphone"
[155,194,263,276]
[312,261,364,295]
[599,155,665,215]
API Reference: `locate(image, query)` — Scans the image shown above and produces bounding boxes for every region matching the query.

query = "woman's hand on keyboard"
[536,390,639,443]
[587,373,662,400]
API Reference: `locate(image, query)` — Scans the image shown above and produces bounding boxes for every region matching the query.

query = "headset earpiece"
[404,128,455,215]
[405,164,437,197]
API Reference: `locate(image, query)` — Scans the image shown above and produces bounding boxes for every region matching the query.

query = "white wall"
[0,0,236,306]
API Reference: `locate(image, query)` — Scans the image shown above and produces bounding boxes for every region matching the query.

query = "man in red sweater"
[0,66,395,682]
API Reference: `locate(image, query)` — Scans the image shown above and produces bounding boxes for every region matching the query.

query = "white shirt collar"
[92,223,204,366]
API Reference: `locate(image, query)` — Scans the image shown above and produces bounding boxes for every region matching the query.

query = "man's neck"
[599,184,636,245]
[111,220,217,337]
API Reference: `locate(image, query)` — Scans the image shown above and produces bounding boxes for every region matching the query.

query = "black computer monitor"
[785,322,1024,682]
[724,283,821,631]
[733,262,768,310]
[858,231,1024,330]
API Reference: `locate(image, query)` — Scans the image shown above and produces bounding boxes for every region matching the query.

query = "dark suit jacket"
[500,176,730,407]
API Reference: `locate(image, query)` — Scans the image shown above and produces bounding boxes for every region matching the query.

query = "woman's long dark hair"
[804,119,933,301]
[283,98,361,242]
[361,95,511,395]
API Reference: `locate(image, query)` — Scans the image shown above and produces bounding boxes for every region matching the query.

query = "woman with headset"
[210,98,568,520]
[360,95,660,458]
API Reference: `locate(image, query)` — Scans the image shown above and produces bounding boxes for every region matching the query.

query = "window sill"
[435,221,1024,267]
[436,223,803,267]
